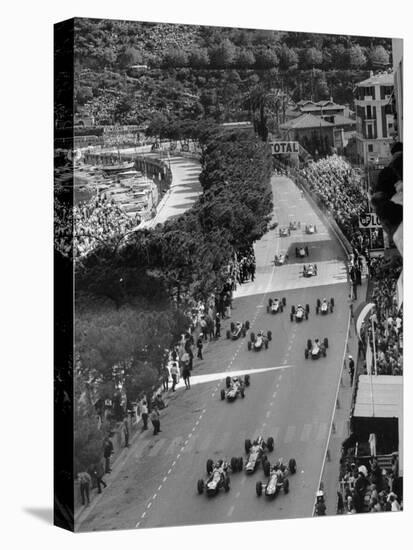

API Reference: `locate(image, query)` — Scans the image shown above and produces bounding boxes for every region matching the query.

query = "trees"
[278,44,299,71]
[254,48,279,69]
[162,48,189,68]
[368,45,390,67]
[348,44,367,69]
[208,39,236,68]
[236,48,256,68]
[304,47,323,68]
[188,47,210,68]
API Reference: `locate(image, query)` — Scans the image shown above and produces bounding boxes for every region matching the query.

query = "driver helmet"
[316,490,324,499]
[323,297,327,302]
[315,338,320,344]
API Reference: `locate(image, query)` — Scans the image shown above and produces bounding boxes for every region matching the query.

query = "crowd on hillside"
[55,195,138,258]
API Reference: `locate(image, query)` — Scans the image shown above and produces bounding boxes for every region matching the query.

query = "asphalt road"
[77,174,350,532]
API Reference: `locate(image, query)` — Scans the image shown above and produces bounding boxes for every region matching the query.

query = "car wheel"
[263,460,271,477]
[316,299,321,308]
[267,437,274,452]
[288,458,297,474]
[245,439,252,454]
[247,341,252,351]
[231,457,238,472]
[306,304,310,313]
[324,338,329,349]
[238,457,243,471]
[307,339,312,350]
[245,321,250,330]
[197,479,204,494]
[266,306,270,313]
[226,329,230,339]
[230,322,235,332]
[244,374,250,386]
[291,305,295,314]
[331,297,335,307]
[220,389,225,401]
[206,459,213,475]
[282,297,287,306]
[267,330,272,341]
[268,298,273,307]
[283,478,289,494]
[305,349,309,359]
[241,390,245,398]
[256,481,263,497]
[280,306,283,313]
[290,313,294,322]
[305,312,309,320]
[264,340,269,349]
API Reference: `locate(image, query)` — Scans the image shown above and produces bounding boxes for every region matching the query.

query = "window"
[368,144,374,153]
[367,124,374,139]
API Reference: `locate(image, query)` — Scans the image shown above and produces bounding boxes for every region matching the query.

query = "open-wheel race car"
[302,264,318,277]
[305,338,328,360]
[316,297,334,315]
[197,459,233,496]
[279,227,291,237]
[296,245,309,258]
[290,304,309,322]
[226,321,250,340]
[274,253,288,266]
[305,224,317,234]
[247,330,272,351]
[244,436,274,474]
[220,375,250,402]
[267,297,286,314]
[256,457,297,498]
[289,221,300,231]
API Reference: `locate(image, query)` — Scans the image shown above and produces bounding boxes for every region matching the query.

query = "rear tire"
[280,305,283,313]
[331,298,335,307]
[250,332,255,343]
[206,459,213,475]
[283,478,289,494]
[305,312,309,320]
[267,330,272,341]
[197,479,204,494]
[316,307,319,315]
[316,299,321,308]
[291,305,296,314]
[263,460,271,477]
[305,349,309,359]
[290,313,294,322]
[282,297,287,306]
[220,389,225,401]
[267,437,274,452]
[324,338,329,349]
[264,340,269,349]
[247,341,252,351]
[230,322,235,332]
[306,304,310,313]
[244,374,250,387]
[256,481,262,497]
[268,298,273,307]
[245,439,252,454]
[226,376,231,388]
[226,330,230,339]
[288,458,297,474]
[231,457,238,472]
[245,321,250,330]
[307,339,312,350]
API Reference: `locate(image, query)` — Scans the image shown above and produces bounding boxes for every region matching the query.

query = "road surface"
[77,174,349,532]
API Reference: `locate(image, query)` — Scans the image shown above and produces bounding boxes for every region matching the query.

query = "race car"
[303,264,318,277]
[289,221,300,231]
[305,338,328,360]
[226,320,250,340]
[290,304,309,322]
[244,436,274,474]
[247,330,272,351]
[279,227,291,237]
[274,253,288,266]
[267,297,287,314]
[220,375,250,402]
[316,297,335,315]
[256,457,297,498]
[197,459,231,496]
[296,245,309,258]
[305,224,317,234]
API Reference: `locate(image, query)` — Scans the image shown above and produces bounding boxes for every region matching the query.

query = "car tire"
[268,298,273,307]
[280,305,283,313]
[266,306,270,313]
[226,376,231,388]
[264,340,269,349]
[250,332,255,343]
[245,321,250,330]
[230,322,235,332]
[307,339,312,350]
[331,298,335,307]
[245,439,252,454]
[241,390,245,398]
[263,460,271,477]
[220,389,225,401]
[206,459,213,475]
[267,437,274,452]
[238,457,243,471]
[267,330,272,341]
[244,374,250,386]
[247,341,252,351]
[231,457,238,472]
[324,338,329,349]
[282,297,287,306]
[283,478,289,494]
[316,299,321,308]
[306,304,310,313]
[197,479,204,494]
[290,313,294,322]
[305,312,309,320]
[226,329,230,339]
[316,307,319,315]
[288,458,297,474]
[256,481,262,497]
[305,349,309,359]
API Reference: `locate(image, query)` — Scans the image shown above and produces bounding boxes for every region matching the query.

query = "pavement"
[75,174,352,532]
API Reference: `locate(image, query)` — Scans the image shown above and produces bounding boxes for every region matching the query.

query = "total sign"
[270,141,299,155]
[359,212,382,229]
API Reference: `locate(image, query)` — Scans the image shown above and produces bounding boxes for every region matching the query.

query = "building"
[392,39,403,141]
[296,99,353,120]
[354,71,394,165]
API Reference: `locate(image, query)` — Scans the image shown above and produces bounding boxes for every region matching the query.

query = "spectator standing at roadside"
[182,363,191,389]
[200,316,207,341]
[170,361,179,392]
[161,365,169,391]
[140,399,149,430]
[92,461,107,494]
[123,417,129,448]
[197,336,203,360]
[215,314,221,338]
[78,471,92,506]
[150,407,161,435]
[348,356,355,386]
[103,436,114,474]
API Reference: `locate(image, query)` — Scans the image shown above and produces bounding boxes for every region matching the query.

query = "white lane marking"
[177,454,181,459]
[272,392,277,398]
[284,426,296,443]
[163,476,167,483]
[168,469,172,474]
[266,411,271,418]
[158,485,162,491]
[152,494,157,500]
[227,505,235,517]
[276,383,280,388]
[147,502,152,509]
[172,461,176,466]
[270,401,274,407]
[141,511,146,518]
[188,433,192,438]
[135,522,140,528]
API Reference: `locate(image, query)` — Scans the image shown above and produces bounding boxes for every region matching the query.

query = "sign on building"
[270,141,299,155]
[359,212,382,229]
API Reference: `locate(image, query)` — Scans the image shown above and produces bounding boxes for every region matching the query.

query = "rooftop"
[356,71,394,87]
[280,113,334,130]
